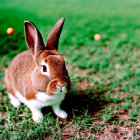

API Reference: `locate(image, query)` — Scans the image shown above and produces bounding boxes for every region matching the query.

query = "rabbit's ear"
[24,21,45,56]
[46,17,65,50]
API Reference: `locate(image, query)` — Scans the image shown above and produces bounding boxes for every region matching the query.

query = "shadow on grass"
[63,90,110,117]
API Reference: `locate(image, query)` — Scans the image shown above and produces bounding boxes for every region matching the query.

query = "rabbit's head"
[24,18,70,95]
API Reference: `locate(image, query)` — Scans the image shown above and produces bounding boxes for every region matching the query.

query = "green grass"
[0,0,140,139]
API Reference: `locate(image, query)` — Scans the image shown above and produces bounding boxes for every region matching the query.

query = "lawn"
[0,0,140,139]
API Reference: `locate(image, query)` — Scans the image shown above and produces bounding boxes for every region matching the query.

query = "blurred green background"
[1,0,140,58]
[0,0,140,139]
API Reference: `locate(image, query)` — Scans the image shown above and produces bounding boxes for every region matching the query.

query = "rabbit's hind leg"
[8,93,21,107]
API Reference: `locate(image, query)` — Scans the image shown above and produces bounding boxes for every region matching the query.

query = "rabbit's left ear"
[46,17,65,50]
[24,21,45,56]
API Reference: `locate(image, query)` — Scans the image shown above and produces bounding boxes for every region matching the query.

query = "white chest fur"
[15,91,65,109]
[35,92,65,107]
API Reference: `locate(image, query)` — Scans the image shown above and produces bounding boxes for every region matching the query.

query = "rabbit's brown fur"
[4,18,70,122]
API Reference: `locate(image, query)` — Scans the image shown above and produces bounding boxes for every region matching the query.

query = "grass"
[0,0,140,139]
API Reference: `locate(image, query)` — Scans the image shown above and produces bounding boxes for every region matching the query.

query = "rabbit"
[4,17,70,122]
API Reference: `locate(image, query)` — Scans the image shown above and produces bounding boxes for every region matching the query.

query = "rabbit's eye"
[42,65,47,72]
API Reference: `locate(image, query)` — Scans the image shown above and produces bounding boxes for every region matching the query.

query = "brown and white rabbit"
[4,17,70,122]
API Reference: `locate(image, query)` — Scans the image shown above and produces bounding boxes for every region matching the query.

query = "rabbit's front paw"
[52,105,68,118]
[32,111,43,123]
[57,110,68,118]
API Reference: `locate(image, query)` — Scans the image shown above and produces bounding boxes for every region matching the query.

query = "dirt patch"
[95,125,134,140]
[78,79,89,91]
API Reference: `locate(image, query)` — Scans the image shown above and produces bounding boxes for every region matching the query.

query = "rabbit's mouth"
[46,80,68,96]
[55,83,67,93]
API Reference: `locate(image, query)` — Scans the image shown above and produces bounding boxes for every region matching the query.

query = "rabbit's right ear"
[24,21,45,56]
[46,17,65,50]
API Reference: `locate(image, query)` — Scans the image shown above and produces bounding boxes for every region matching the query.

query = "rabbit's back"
[9,50,34,77]
[5,50,35,97]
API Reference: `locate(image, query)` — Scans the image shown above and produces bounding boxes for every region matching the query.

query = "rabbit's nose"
[56,83,67,92]
[57,82,67,87]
